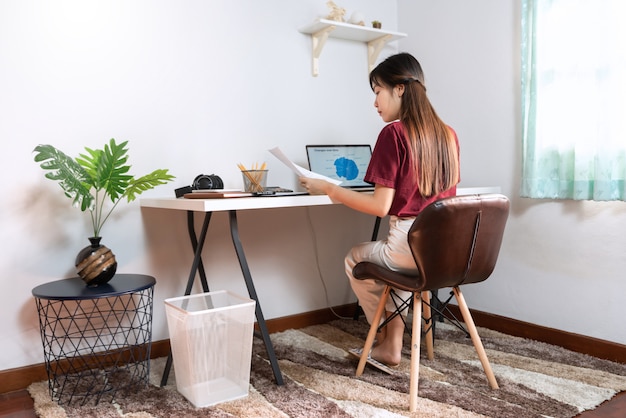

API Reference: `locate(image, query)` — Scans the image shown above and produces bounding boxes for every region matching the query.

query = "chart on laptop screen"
[306,145,373,188]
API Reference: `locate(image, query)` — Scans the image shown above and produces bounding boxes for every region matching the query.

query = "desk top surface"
[32,274,156,300]
[140,187,501,212]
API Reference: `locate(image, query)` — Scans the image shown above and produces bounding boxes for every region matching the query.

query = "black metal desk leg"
[371,216,381,241]
[160,211,213,387]
[185,211,212,294]
[228,210,284,385]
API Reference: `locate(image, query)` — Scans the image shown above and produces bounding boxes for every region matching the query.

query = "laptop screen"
[306,145,373,188]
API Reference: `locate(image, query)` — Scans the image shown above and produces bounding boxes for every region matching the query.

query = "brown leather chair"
[352,193,509,412]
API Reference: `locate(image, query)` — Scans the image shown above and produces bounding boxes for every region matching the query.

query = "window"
[521,0,626,201]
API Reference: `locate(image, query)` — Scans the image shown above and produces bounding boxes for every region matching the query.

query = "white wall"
[0,0,399,371]
[398,0,626,345]
[2,0,625,373]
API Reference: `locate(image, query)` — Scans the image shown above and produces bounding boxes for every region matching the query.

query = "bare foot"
[370,344,401,367]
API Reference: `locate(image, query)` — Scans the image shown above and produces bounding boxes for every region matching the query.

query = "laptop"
[306,144,375,191]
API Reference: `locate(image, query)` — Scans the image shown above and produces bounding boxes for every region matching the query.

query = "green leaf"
[33,144,95,211]
[75,147,102,186]
[124,169,176,201]
[77,138,132,202]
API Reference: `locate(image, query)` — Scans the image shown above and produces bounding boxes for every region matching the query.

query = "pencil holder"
[241,170,268,193]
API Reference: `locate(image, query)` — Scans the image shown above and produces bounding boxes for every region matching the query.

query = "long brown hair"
[370,53,459,197]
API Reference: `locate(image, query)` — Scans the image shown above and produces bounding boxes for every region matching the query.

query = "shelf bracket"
[367,34,393,73]
[311,25,335,77]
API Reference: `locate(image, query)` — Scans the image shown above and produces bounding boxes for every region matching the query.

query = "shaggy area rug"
[28,318,626,417]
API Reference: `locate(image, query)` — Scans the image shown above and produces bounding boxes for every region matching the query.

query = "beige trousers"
[345,216,418,325]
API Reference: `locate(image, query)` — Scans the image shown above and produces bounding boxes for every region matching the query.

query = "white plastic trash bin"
[164,290,256,407]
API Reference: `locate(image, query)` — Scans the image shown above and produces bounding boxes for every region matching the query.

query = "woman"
[300,52,460,368]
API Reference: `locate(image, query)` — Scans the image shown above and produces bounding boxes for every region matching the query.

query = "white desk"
[140,186,500,386]
[141,187,499,212]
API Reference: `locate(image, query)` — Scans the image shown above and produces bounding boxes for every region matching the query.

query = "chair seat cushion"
[353,262,426,292]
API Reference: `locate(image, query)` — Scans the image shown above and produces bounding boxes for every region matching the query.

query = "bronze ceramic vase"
[75,237,117,286]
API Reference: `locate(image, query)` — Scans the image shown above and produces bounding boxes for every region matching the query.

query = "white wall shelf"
[299,18,407,77]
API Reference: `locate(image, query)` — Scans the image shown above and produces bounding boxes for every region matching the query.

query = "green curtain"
[521,0,626,201]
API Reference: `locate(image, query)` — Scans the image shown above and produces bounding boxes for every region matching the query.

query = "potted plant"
[372,20,382,29]
[33,138,175,285]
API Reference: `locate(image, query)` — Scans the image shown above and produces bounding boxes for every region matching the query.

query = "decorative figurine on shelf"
[326,0,346,22]
[349,11,365,26]
[372,20,382,29]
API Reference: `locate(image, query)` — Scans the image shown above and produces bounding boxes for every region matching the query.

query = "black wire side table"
[32,274,155,406]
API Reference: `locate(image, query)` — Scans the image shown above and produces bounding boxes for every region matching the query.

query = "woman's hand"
[300,176,394,218]
[299,177,332,195]
[300,176,395,217]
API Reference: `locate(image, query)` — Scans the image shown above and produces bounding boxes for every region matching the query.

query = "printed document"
[269,147,342,185]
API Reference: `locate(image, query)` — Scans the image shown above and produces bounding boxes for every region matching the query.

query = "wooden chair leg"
[356,286,391,376]
[409,291,422,412]
[421,290,434,360]
[453,287,499,389]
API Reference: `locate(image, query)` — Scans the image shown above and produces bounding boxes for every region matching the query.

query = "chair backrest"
[408,193,510,290]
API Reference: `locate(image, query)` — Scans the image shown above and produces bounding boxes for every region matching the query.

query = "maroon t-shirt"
[364,121,460,217]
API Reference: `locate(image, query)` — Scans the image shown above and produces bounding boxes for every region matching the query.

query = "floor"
[0,390,36,418]
[1,388,625,417]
